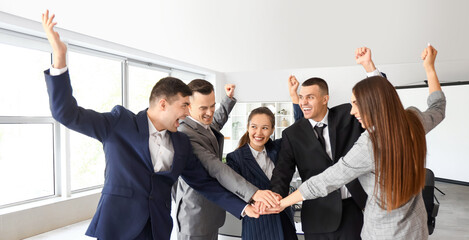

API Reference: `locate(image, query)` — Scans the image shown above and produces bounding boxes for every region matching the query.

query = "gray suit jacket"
[176,95,258,236]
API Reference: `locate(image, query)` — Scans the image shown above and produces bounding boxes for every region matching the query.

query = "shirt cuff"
[366,69,382,77]
[241,204,248,217]
[50,65,68,76]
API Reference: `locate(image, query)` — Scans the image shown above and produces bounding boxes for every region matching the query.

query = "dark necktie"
[314,124,327,151]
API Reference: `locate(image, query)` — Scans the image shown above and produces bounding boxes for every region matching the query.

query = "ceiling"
[1,0,468,74]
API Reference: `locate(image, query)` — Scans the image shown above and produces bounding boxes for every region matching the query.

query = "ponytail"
[237,131,250,149]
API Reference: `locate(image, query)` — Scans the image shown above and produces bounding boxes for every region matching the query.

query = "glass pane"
[67,51,122,191]
[69,132,105,190]
[0,124,54,206]
[68,51,122,112]
[128,65,168,114]
[0,43,52,116]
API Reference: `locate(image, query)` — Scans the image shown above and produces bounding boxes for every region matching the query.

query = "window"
[0,43,51,116]
[0,124,55,206]
[67,50,123,191]
[0,42,54,206]
[127,63,169,114]
[0,27,207,208]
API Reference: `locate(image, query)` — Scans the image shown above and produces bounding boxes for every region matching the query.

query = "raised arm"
[408,45,446,133]
[355,47,376,73]
[42,10,67,69]
[288,75,300,104]
[421,45,442,94]
[211,84,236,130]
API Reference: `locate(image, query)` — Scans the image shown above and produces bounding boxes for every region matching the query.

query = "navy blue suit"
[44,70,246,240]
[226,140,297,240]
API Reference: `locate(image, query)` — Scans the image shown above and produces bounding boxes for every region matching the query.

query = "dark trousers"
[280,211,299,240]
[304,198,363,240]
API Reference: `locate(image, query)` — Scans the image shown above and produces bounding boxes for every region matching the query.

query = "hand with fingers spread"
[41,10,67,69]
[225,84,236,99]
[288,75,300,104]
[251,189,281,210]
[355,47,376,73]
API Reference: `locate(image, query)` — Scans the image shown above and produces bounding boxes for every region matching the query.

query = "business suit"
[176,96,257,239]
[271,103,367,238]
[44,70,246,240]
[226,140,297,240]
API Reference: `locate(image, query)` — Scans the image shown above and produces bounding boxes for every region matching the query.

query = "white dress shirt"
[248,144,275,180]
[148,116,174,172]
[308,110,352,199]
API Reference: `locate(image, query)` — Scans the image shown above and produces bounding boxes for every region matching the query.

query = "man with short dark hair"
[176,79,280,240]
[42,11,259,240]
[271,47,383,239]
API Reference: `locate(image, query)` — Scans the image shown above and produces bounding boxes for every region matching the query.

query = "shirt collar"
[188,116,211,130]
[147,116,167,137]
[248,143,266,159]
[308,109,329,127]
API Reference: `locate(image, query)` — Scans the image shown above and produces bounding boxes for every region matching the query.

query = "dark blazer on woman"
[226,140,297,240]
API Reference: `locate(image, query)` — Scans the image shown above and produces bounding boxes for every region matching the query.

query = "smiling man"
[175,79,281,240]
[41,10,263,240]
[270,48,383,240]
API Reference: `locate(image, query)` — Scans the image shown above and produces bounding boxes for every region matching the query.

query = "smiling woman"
[225,107,298,240]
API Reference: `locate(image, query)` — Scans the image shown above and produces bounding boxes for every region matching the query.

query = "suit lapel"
[265,140,278,165]
[136,110,155,172]
[184,117,220,155]
[327,108,338,161]
[210,126,224,157]
[240,145,271,184]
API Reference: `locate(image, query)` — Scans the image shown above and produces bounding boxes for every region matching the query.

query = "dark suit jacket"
[227,140,297,240]
[44,70,246,240]
[270,104,367,234]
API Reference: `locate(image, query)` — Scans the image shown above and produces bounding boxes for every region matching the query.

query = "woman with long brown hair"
[226,107,298,240]
[274,45,446,239]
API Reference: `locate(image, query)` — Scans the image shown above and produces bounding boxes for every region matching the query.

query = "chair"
[422,168,440,235]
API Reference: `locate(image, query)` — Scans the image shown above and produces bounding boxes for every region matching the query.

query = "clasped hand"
[244,190,287,218]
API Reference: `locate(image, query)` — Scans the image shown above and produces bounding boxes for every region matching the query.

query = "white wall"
[224,60,469,106]
[1,1,469,73]
[398,85,469,183]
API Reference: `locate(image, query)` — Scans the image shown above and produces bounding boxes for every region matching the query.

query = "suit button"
[149,196,153,200]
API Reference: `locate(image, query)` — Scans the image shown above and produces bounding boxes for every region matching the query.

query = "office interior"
[1,1,469,239]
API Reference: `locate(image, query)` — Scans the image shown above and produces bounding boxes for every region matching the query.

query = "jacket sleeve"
[188,139,258,202]
[181,149,246,219]
[211,95,236,131]
[270,133,297,197]
[44,69,118,142]
[293,103,303,122]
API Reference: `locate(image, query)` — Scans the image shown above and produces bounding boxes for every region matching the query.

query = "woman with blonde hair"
[275,45,446,239]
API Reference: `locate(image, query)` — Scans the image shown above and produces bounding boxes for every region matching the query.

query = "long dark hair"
[353,76,427,211]
[237,107,275,149]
